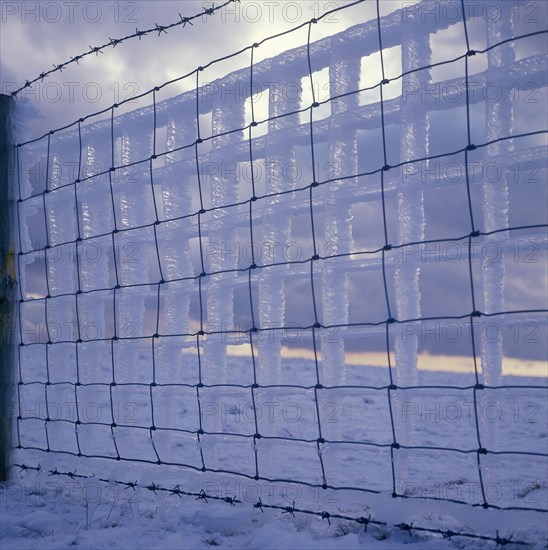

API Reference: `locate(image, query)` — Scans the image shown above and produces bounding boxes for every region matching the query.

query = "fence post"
[0,93,15,482]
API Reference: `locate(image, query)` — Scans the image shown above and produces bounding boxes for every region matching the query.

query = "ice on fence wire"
[255,218,289,359]
[77,138,113,450]
[153,113,199,440]
[257,259,286,386]
[258,75,303,388]
[155,116,196,440]
[115,131,154,384]
[319,51,360,477]
[46,296,76,380]
[391,23,429,488]
[478,7,514,457]
[319,210,351,487]
[198,89,244,465]
[45,145,79,390]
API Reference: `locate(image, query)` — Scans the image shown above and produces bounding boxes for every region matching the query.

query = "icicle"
[46,150,77,293]
[318,47,360,487]
[114,122,153,384]
[480,2,514,454]
[77,132,113,452]
[393,21,430,489]
[203,89,244,459]
[155,111,195,429]
[258,67,302,387]
[44,150,76,393]
[322,45,360,388]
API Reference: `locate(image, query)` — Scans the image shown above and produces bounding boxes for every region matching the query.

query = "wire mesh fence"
[8,0,548,542]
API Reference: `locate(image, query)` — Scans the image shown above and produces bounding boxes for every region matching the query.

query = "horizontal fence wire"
[10,0,548,539]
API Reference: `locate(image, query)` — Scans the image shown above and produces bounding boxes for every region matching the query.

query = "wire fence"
[9,0,548,543]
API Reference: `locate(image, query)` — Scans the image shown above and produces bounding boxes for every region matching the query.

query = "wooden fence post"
[0,93,16,482]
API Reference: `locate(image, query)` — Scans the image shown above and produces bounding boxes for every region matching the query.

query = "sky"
[1,0,547,373]
[1,0,393,134]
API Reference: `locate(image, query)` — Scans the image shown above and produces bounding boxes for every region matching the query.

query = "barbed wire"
[10,464,533,547]
[10,0,239,97]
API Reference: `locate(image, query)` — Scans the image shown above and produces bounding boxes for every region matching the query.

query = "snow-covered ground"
[3,477,540,550]
[3,358,547,549]
[0,479,488,550]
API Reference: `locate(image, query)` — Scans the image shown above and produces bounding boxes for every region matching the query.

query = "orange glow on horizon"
[222,345,547,378]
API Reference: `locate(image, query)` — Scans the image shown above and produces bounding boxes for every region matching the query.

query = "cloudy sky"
[1,1,547,373]
[1,0,394,134]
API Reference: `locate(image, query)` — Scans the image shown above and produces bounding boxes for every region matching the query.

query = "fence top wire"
[10,0,240,98]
